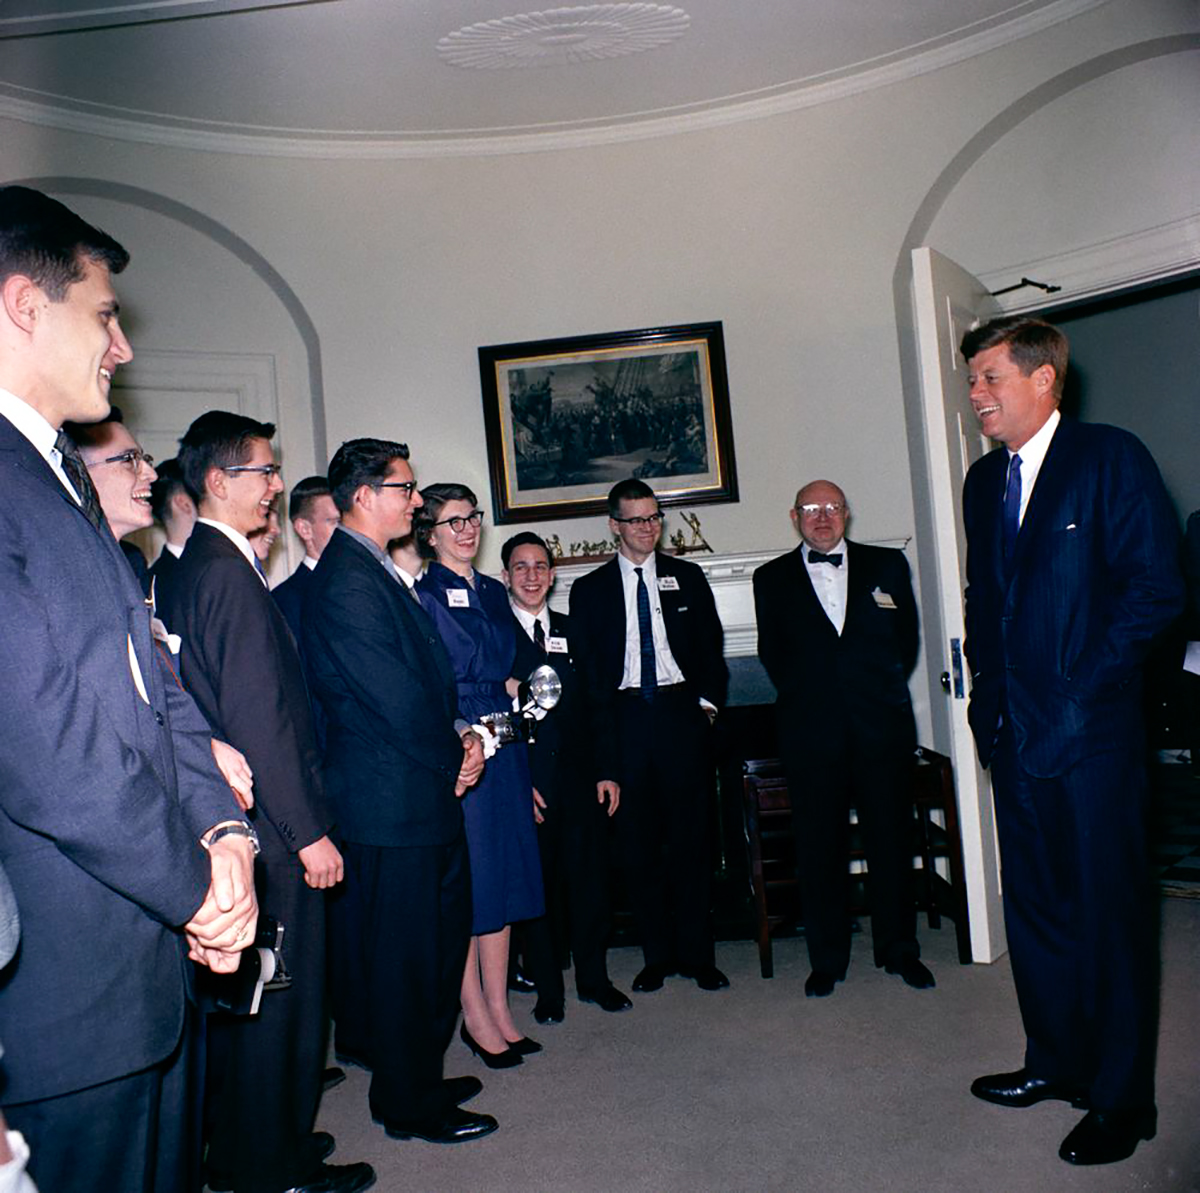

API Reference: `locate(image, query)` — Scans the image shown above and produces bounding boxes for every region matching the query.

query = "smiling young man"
[158,411,373,1193]
[960,315,1184,1167]
[568,479,729,994]
[502,532,628,1023]
[0,186,258,1193]
[272,475,342,641]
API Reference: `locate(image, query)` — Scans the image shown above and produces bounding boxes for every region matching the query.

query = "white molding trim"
[983,213,1200,312]
[0,0,1105,160]
[114,349,279,423]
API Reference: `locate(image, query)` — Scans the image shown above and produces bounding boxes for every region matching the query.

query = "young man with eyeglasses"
[569,478,729,994]
[158,411,373,1193]
[753,479,932,1001]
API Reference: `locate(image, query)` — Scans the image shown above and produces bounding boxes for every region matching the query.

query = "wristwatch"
[202,821,261,856]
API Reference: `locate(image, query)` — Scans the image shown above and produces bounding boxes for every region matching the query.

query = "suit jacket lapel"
[1009,417,1076,579]
[790,545,839,639]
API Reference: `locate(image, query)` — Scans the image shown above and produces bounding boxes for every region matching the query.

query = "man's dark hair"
[327,438,410,513]
[177,410,276,505]
[287,475,332,523]
[501,531,552,571]
[415,483,478,560]
[63,404,125,452]
[149,458,188,524]
[959,315,1069,401]
[0,186,130,299]
[607,477,656,517]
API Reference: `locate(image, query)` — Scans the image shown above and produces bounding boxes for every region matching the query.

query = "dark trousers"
[613,687,715,970]
[781,731,918,976]
[329,831,471,1122]
[522,772,615,999]
[9,1002,200,1193]
[990,723,1158,1111]
[204,833,326,1193]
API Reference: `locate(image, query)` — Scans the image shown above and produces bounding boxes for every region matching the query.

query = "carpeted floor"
[308,899,1200,1193]
[1153,759,1200,898]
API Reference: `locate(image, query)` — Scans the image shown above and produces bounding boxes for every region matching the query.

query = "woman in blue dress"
[416,483,545,1066]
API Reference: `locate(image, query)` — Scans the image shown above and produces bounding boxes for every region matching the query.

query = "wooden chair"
[740,747,972,978]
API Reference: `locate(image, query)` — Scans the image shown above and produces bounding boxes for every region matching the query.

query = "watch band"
[203,822,261,856]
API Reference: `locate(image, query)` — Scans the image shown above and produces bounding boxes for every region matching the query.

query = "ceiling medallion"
[437,4,690,70]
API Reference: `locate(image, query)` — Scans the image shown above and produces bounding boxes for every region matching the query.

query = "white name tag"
[447,588,470,608]
[547,635,569,654]
[150,616,182,655]
[657,575,680,592]
[872,588,897,609]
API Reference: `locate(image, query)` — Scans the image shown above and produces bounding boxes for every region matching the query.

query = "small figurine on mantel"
[672,511,713,555]
[568,537,619,558]
[545,533,565,560]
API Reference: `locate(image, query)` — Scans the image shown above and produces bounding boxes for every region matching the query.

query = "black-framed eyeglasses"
[612,512,664,527]
[796,502,846,518]
[95,448,154,472]
[432,510,485,534]
[377,481,417,497]
[224,464,282,478]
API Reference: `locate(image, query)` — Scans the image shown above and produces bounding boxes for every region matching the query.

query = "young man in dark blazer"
[569,479,729,993]
[960,315,1184,1167]
[753,480,933,998]
[502,531,628,1022]
[0,186,257,1193]
[159,412,373,1193]
[148,456,196,591]
[301,438,493,1145]
[273,475,341,641]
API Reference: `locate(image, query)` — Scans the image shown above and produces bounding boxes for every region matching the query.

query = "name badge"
[150,615,182,655]
[447,588,470,608]
[547,635,569,654]
[657,575,680,592]
[872,588,897,610]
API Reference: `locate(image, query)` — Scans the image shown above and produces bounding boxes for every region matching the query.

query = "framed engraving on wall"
[478,321,738,524]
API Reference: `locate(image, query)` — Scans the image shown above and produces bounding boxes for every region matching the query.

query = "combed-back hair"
[149,458,188,524]
[414,483,478,560]
[63,404,125,452]
[959,315,1068,401]
[0,185,129,299]
[177,410,276,505]
[501,531,552,571]
[607,477,656,517]
[287,475,332,523]
[327,439,409,513]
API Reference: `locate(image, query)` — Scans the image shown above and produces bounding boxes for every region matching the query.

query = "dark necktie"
[635,566,657,700]
[253,555,268,584]
[1003,453,1022,567]
[533,618,546,653]
[54,430,104,531]
[807,550,842,566]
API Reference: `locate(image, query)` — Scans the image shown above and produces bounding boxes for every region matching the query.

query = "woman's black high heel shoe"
[460,1022,523,1069]
[507,1036,542,1056]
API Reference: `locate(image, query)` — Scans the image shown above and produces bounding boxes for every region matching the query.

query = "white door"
[910,247,1006,963]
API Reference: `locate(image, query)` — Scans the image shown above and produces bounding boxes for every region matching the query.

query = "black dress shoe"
[443,1075,482,1105]
[280,1161,376,1193]
[507,1035,542,1056]
[631,964,672,992]
[508,966,537,994]
[884,957,936,989]
[322,1066,347,1091]
[459,1022,522,1069]
[1059,1107,1156,1165]
[970,1068,1090,1109]
[533,999,565,1024]
[678,964,729,991]
[208,1135,338,1192]
[804,970,841,997]
[333,1046,372,1072]
[376,1106,499,1145]
[578,984,632,1012]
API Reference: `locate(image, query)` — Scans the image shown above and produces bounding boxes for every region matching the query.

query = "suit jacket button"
[154,711,165,726]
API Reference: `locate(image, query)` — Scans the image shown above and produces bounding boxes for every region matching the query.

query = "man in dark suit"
[753,480,934,998]
[158,412,373,1193]
[148,456,196,590]
[569,478,729,993]
[960,315,1184,1167]
[502,532,628,1022]
[301,438,494,1144]
[273,475,341,640]
[0,185,258,1193]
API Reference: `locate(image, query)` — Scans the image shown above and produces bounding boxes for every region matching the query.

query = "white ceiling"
[0,0,1102,156]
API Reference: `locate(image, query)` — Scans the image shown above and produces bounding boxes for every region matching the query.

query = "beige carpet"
[310,899,1200,1193]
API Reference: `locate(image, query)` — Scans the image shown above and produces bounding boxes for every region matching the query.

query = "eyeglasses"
[612,513,664,527]
[377,481,417,497]
[95,448,154,472]
[796,502,846,518]
[224,464,282,478]
[509,561,551,576]
[432,510,485,534]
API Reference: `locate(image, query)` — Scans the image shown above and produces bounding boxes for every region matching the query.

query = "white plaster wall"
[2,0,1197,738]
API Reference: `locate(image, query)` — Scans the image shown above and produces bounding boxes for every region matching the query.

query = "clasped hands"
[185,833,258,973]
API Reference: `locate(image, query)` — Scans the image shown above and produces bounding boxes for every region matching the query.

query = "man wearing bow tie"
[754,480,932,999]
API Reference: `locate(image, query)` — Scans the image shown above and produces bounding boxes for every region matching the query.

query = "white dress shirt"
[804,538,848,634]
[512,602,550,644]
[616,551,687,691]
[1009,407,1061,526]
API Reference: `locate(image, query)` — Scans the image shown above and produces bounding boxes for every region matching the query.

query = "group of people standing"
[0,181,1183,1193]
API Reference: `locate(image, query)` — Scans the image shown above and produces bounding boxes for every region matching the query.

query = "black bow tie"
[808,550,842,567]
